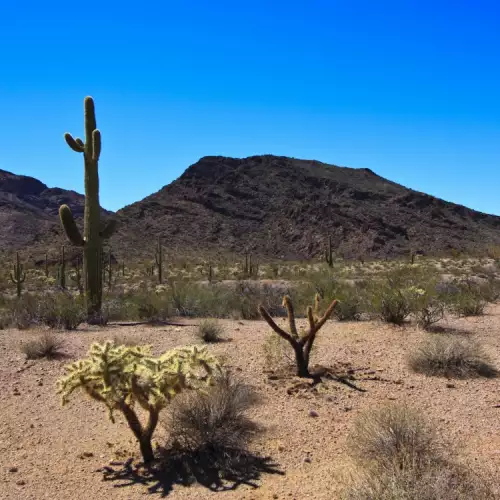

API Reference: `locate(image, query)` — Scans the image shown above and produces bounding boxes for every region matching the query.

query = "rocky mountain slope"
[116,155,500,260]
[3,155,500,261]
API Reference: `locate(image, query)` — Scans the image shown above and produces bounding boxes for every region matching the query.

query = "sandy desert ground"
[1,307,499,499]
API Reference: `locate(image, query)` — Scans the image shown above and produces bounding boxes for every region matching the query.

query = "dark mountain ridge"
[2,155,500,261]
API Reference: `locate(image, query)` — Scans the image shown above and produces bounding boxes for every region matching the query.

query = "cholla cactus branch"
[56,341,221,463]
[259,295,337,378]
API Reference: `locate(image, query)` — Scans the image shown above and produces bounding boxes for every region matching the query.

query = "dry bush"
[342,403,497,500]
[21,332,64,360]
[197,319,224,343]
[111,334,138,347]
[262,332,295,373]
[409,335,498,379]
[347,404,438,472]
[165,372,260,454]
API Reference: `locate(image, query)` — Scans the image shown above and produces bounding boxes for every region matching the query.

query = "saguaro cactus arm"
[59,205,84,246]
[100,219,117,239]
[64,133,85,153]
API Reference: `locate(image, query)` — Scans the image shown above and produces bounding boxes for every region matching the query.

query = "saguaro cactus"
[59,97,116,323]
[10,252,25,298]
[155,236,163,284]
[58,246,66,289]
[70,253,83,295]
[325,235,333,267]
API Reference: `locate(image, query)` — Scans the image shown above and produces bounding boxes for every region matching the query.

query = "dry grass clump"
[20,332,64,360]
[408,335,498,379]
[165,372,260,454]
[342,404,497,500]
[197,319,225,343]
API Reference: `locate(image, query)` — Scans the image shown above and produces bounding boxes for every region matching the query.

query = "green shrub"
[408,335,497,378]
[38,293,85,330]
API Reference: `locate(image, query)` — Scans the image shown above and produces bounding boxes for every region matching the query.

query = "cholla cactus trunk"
[59,97,115,323]
[155,237,163,284]
[10,252,25,298]
[45,252,49,277]
[208,263,213,283]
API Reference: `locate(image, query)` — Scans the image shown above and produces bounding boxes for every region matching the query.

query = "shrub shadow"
[98,447,283,497]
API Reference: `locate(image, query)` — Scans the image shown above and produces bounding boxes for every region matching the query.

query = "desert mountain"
[0,169,110,259]
[2,156,500,261]
[115,155,500,260]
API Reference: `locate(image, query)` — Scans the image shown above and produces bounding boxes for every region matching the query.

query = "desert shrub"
[166,372,260,453]
[369,266,437,325]
[9,294,39,329]
[408,335,497,378]
[348,404,438,471]
[57,341,222,463]
[129,290,172,322]
[21,332,64,360]
[413,290,445,329]
[262,332,295,372]
[343,403,497,500]
[197,319,224,343]
[37,293,85,330]
[332,286,364,321]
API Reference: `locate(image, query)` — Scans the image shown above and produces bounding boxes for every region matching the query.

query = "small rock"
[446,383,456,389]
[79,451,94,459]
[8,467,18,473]
[16,480,26,486]
[309,410,319,418]
[303,457,312,463]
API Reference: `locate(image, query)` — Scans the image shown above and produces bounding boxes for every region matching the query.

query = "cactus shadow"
[98,447,284,496]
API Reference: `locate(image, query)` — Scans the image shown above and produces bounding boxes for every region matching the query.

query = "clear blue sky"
[0,1,498,213]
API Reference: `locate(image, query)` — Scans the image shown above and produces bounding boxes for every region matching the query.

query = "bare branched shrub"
[21,332,64,360]
[343,404,497,500]
[197,319,224,343]
[262,332,295,373]
[409,335,498,378]
[166,372,260,454]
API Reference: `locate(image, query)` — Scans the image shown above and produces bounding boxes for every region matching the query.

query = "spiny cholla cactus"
[56,341,221,463]
[59,97,116,323]
[259,294,337,378]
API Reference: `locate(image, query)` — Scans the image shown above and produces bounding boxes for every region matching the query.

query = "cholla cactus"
[56,341,221,463]
[325,235,334,267]
[259,294,337,378]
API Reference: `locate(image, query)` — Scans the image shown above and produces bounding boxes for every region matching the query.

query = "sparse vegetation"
[197,319,224,342]
[408,335,498,378]
[21,332,64,360]
[166,372,260,453]
[343,404,497,500]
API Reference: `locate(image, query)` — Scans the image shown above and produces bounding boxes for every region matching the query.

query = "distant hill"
[115,155,500,260]
[3,155,500,262]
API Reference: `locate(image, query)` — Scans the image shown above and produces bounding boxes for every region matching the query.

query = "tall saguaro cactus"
[59,97,116,323]
[10,252,25,298]
[155,236,163,284]
[325,235,334,267]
